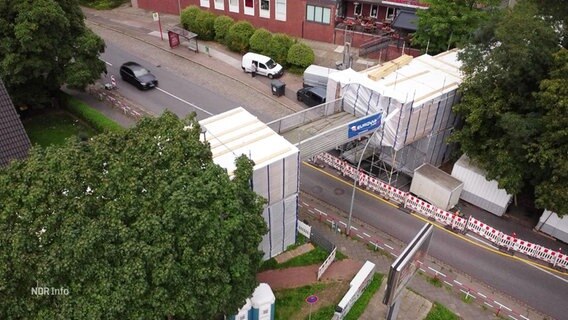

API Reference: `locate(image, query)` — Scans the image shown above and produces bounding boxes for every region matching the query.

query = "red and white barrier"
[314,153,568,271]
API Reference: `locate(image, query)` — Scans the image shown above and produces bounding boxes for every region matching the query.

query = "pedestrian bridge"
[266,98,377,160]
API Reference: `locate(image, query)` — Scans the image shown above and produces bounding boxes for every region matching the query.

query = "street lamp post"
[346,130,379,236]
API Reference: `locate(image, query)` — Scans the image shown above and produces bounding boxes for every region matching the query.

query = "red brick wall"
[135,0,336,43]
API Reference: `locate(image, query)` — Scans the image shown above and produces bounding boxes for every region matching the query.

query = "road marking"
[428,267,446,277]
[363,232,371,237]
[520,315,530,320]
[301,201,309,207]
[508,315,518,320]
[308,209,314,214]
[477,292,487,298]
[493,301,512,311]
[384,243,393,250]
[315,208,326,216]
[370,242,384,250]
[484,302,494,308]
[466,234,500,250]
[350,226,358,231]
[357,234,364,239]
[326,219,333,224]
[459,289,475,298]
[529,264,568,284]
[453,280,462,286]
[155,87,213,116]
[338,221,347,226]
[444,281,453,287]
[101,59,112,66]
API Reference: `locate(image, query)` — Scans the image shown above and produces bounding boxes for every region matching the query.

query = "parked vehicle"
[119,62,158,90]
[303,64,337,88]
[296,86,326,107]
[241,52,283,79]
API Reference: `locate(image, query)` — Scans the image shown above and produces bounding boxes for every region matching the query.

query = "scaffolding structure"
[328,49,463,187]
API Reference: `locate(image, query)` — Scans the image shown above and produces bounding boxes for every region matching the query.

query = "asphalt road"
[300,164,568,319]
[100,41,240,119]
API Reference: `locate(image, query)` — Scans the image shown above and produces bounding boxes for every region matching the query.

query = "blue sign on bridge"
[347,113,383,138]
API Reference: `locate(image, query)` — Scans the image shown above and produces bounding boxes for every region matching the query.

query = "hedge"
[194,11,216,41]
[63,94,123,133]
[268,33,295,66]
[249,28,272,55]
[214,15,235,44]
[226,21,255,53]
[287,43,315,68]
[180,5,201,32]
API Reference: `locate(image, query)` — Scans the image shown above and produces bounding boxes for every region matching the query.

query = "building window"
[200,0,210,8]
[214,0,224,10]
[370,4,378,18]
[354,3,362,16]
[275,0,286,21]
[260,0,270,18]
[386,7,397,20]
[244,0,254,15]
[229,0,239,13]
[306,5,331,24]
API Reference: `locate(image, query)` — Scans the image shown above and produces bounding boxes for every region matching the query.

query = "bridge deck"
[282,112,357,145]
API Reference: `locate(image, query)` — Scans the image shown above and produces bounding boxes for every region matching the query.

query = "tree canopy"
[0,0,106,108]
[452,0,567,215]
[0,112,268,319]
[412,0,499,55]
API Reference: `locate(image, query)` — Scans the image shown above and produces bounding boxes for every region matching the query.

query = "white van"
[241,52,283,79]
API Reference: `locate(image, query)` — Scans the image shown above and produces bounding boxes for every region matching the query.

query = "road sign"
[347,113,382,138]
[152,12,159,22]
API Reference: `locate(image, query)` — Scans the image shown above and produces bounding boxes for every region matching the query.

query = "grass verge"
[424,302,460,320]
[64,94,123,133]
[23,110,97,147]
[344,273,383,320]
[304,304,336,320]
[275,283,327,320]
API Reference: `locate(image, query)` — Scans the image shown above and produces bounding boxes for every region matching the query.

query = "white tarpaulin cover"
[327,49,463,152]
[200,107,300,259]
[537,210,568,243]
[451,154,512,216]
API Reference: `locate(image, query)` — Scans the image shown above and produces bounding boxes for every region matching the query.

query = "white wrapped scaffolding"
[327,50,463,176]
[200,108,300,259]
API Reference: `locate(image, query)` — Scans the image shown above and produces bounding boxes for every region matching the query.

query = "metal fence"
[267,98,344,134]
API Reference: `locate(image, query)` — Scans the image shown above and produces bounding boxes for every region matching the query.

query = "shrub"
[63,94,123,133]
[268,33,295,66]
[193,11,216,41]
[214,15,235,44]
[226,21,255,53]
[180,5,201,31]
[249,28,272,55]
[287,43,314,69]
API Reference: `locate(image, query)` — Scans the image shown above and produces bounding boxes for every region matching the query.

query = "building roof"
[392,10,418,31]
[199,107,299,177]
[0,79,31,168]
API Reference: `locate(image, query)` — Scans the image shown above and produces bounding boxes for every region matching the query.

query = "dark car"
[296,86,326,107]
[119,62,158,90]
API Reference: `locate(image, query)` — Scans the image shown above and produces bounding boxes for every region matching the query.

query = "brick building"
[132,0,427,48]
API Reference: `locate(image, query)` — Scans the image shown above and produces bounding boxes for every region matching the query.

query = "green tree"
[226,21,255,53]
[412,0,499,55]
[0,112,268,319]
[287,43,315,68]
[530,49,568,216]
[214,15,235,44]
[0,0,106,108]
[268,33,295,66]
[249,28,272,55]
[194,11,216,41]
[180,5,202,31]
[452,1,562,199]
